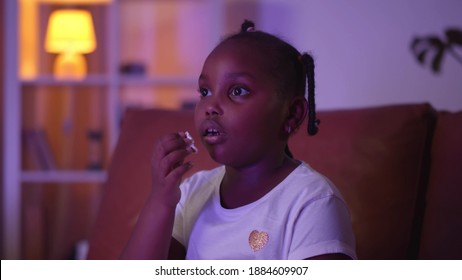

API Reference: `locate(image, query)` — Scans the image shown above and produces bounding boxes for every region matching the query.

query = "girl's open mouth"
[204,128,221,137]
[201,126,226,145]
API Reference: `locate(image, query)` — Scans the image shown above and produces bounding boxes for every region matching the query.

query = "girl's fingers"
[165,161,193,184]
[153,134,186,158]
[160,148,192,175]
[151,132,197,179]
[152,134,186,169]
[153,132,195,161]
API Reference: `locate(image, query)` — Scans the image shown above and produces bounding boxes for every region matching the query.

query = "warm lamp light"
[45,9,96,79]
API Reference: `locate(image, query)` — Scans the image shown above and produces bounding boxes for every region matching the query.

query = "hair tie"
[241,19,256,33]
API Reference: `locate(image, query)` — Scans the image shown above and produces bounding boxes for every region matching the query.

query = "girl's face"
[195,40,289,168]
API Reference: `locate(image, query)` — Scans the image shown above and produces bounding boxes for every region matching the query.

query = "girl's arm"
[121,132,194,260]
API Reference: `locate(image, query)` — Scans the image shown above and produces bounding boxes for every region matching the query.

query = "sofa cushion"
[87,103,436,259]
[418,111,462,259]
[289,103,436,259]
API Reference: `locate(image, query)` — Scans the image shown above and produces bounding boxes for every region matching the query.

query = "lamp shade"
[45,9,96,54]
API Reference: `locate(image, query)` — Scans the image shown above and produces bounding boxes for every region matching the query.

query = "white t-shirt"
[173,162,357,260]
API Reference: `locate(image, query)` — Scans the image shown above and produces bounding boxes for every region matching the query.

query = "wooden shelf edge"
[119,75,197,86]
[21,170,108,183]
[21,75,110,86]
[20,75,198,87]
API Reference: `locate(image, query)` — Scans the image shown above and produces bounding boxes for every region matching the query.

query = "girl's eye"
[230,86,250,97]
[198,87,211,97]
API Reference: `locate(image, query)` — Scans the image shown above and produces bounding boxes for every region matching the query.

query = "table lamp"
[45,9,97,80]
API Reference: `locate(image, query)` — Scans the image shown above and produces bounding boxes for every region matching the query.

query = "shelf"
[20,74,198,87]
[3,0,224,260]
[119,75,197,87]
[21,75,110,86]
[21,170,107,183]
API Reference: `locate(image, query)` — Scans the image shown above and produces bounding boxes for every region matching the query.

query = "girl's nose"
[205,96,223,117]
[206,103,223,116]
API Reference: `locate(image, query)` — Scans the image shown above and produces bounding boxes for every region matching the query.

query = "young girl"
[122,20,357,260]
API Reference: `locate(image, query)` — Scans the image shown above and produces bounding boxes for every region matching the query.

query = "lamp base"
[54,52,87,80]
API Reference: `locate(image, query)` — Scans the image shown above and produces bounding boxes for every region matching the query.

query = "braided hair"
[221,20,319,137]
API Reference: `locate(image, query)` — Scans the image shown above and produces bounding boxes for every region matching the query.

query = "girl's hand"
[150,132,196,206]
[122,132,196,260]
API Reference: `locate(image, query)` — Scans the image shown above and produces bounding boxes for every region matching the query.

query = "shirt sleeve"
[172,182,188,246]
[288,194,357,260]
[171,169,219,248]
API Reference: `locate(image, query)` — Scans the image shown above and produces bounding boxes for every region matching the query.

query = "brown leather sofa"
[87,103,462,259]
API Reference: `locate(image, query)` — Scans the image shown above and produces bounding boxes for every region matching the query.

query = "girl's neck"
[220,155,300,209]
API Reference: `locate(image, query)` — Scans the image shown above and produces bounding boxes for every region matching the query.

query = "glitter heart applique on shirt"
[248,230,269,252]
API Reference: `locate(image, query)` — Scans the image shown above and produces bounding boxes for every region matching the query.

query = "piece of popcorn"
[185,131,198,153]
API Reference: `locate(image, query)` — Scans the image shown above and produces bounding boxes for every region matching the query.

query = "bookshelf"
[2,0,224,259]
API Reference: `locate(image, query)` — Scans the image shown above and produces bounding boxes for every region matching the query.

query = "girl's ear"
[285,96,308,135]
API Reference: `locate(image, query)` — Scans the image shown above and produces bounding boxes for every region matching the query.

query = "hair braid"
[300,53,319,136]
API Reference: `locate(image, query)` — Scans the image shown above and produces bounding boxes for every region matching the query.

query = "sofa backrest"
[289,103,436,259]
[418,111,462,259]
[87,103,437,259]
